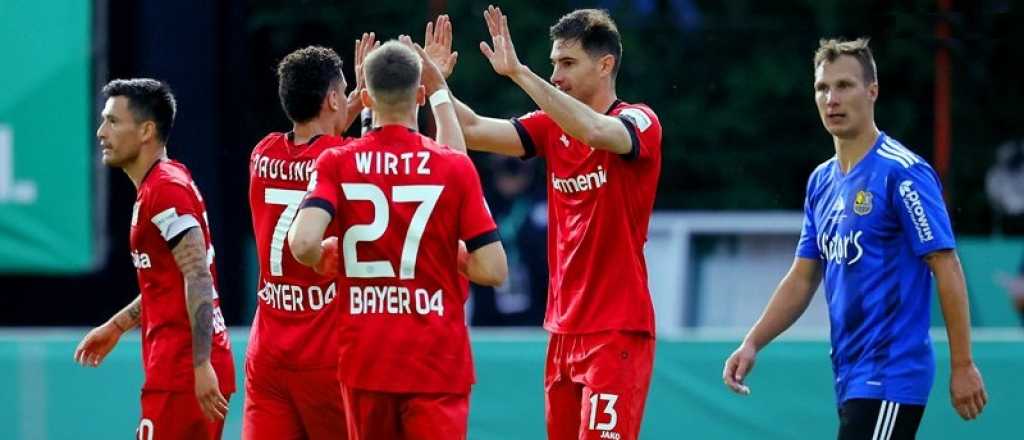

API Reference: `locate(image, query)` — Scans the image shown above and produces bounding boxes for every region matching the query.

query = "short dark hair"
[276,46,344,123]
[814,37,877,84]
[101,78,176,143]
[363,41,421,108]
[549,9,623,79]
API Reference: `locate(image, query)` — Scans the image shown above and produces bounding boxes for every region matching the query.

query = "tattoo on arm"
[170,227,216,367]
[112,295,142,331]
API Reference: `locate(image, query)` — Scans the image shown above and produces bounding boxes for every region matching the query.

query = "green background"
[0,0,94,273]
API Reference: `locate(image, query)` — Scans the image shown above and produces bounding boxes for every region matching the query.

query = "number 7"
[265,188,307,276]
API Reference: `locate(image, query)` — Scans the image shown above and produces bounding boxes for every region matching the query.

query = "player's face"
[97,97,145,168]
[814,55,878,139]
[330,74,349,136]
[549,39,602,102]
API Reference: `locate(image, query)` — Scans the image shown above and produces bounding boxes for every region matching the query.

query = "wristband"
[429,89,451,108]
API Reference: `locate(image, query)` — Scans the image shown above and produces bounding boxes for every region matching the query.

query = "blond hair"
[814,37,877,84]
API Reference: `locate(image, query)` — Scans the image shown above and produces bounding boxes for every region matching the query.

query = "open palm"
[423,14,458,78]
[479,5,524,77]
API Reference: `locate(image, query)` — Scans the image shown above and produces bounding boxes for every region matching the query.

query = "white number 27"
[342,184,443,279]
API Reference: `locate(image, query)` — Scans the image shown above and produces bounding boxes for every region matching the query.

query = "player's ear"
[327,88,341,112]
[415,85,426,107]
[360,88,374,109]
[139,120,157,143]
[598,54,615,78]
[867,81,879,103]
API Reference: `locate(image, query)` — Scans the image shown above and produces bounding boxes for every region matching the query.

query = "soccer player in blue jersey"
[722,38,988,439]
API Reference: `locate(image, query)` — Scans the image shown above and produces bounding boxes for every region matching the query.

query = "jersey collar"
[603,99,624,115]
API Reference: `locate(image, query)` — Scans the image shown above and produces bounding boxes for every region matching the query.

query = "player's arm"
[418,13,524,156]
[723,256,822,395]
[458,239,508,286]
[170,227,228,421]
[925,249,988,420]
[342,32,379,133]
[479,6,631,154]
[288,206,333,268]
[401,35,467,153]
[110,294,143,332]
[73,294,142,367]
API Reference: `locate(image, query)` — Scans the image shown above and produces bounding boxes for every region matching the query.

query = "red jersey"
[304,125,499,394]
[247,132,350,369]
[512,100,662,335]
[130,160,235,393]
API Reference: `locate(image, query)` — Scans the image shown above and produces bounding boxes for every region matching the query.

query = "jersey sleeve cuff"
[510,118,538,160]
[617,115,641,161]
[795,249,820,260]
[914,241,956,257]
[300,197,336,219]
[465,229,501,252]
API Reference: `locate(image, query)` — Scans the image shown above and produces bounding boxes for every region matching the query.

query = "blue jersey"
[796,132,956,406]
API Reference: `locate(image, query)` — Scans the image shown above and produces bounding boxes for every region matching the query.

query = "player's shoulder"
[311,134,353,152]
[140,161,196,202]
[871,133,935,176]
[252,132,286,156]
[150,160,193,187]
[614,101,660,130]
[806,156,837,189]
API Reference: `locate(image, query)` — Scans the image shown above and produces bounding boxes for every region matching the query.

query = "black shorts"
[837,399,925,440]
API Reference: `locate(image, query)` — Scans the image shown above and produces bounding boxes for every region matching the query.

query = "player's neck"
[833,125,881,174]
[373,111,417,131]
[586,88,618,114]
[292,119,332,144]
[124,146,167,189]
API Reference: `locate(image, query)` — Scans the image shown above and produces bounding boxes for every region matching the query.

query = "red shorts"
[545,331,655,440]
[242,358,347,440]
[339,384,468,440]
[138,390,230,440]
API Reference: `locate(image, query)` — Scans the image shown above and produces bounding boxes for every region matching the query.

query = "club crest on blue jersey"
[853,190,873,216]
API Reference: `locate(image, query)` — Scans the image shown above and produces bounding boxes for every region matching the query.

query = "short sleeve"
[454,155,499,251]
[890,164,956,256]
[795,174,821,259]
[149,182,201,242]
[511,111,552,159]
[300,149,342,218]
[616,105,662,161]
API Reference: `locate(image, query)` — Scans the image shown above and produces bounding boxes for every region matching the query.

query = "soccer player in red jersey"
[287,38,507,440]
[75,78,235,440]
[431,7,662,440]
[243,36,375,440]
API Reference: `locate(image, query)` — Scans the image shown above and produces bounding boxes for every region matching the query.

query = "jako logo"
[551,166,607,194]
[898,180,934,242]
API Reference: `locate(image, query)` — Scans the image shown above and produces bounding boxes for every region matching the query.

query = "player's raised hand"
[423,14,458,78]
[194,361,228,421]
[314,236,339,278]
[950,362,987,420]
[353,32,379,93]
[74,322,123,367]
[722,343,756,396]
[400,35,448,95]
[480,5,525,77]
